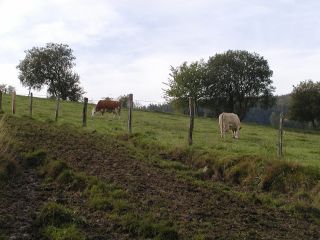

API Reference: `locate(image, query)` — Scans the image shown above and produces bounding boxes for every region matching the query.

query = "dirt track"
[1,117,320,239]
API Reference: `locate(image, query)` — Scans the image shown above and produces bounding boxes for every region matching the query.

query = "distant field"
[1,93,320,168]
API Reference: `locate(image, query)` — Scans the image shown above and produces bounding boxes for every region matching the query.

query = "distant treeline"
[137,94,316,129]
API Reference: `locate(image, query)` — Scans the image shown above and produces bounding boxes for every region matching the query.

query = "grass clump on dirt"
[42,225,85,240]
[0,155,18,181]
[40,160,69,179]
[35,202,85,240]
[0,116,18,181]
[35,202,76,227]
[110,212,179,240]
[85,181,129,212]
[21,150,47,168]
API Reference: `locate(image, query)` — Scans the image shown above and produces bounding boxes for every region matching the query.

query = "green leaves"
[164,50,275,119]
[290,80,320,127]
[16,43,84,101]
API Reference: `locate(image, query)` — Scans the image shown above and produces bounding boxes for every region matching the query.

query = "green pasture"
[1,93,320,168]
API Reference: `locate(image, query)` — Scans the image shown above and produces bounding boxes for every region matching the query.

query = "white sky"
[1,0,320,103]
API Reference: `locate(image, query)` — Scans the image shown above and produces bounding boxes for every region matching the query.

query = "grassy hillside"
[1,93,320,168]
[1,115,320,239]
[1,94,320,238]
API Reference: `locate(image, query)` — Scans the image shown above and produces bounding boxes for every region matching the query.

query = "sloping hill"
[0,115,320,239]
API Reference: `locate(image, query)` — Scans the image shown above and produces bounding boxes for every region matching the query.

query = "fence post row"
[128,93,133,136]
[29,92,33,117]
[11,91,16,114]
[55,97,60,122]
[82,97,88,127]
[0,90,2,113]
[278,112,284,157]
[188,97,195,145]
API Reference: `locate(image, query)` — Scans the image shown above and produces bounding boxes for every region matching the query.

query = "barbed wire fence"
[0,90,288,152]
[0,90,178,139]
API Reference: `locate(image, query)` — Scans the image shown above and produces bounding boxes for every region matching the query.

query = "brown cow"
[91,99,121,118]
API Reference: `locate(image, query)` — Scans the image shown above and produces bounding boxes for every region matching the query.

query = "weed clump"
[112,213,179,239]
[35,202,85,239]
[56,170,87,191]
[35,202,75,227]
[43,225,85,240]
[0,155,18,181]
[21,150,46,168]
[45,160,69,179]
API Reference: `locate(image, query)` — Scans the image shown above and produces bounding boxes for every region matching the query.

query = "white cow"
[218,112,241,139]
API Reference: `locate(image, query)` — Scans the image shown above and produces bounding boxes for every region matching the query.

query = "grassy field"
[1,93,320,168]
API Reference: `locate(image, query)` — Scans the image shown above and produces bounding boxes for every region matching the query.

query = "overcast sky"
[1,0,320,103]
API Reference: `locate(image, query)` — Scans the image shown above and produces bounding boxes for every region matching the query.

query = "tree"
[289,80,320,128]
[0,84,6,93]
[205,50,275,119]
[117,95,129,108]
[7,85,16,94]
[163,60,207,112]
[16,43,84,101]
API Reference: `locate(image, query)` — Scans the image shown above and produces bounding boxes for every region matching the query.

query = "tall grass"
[0,116,9,154]
[0,115,17,181]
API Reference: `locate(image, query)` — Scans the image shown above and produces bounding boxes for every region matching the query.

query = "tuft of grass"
[44,160,69,179]
[0,155,18,181]
[42,225,85,240]
[35,202,76,227]
[56,170,87,191]
[21,150,47,168]
[111,213,179,239]
[0,116,11,155]
[0,235,8,240]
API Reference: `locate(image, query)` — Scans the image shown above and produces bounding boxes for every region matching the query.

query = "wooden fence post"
[278,112,284,157]
[29,92,33,117]
[11,91,16,114]
[0,90,2,113]
[55,97,60,122]
[82,97,88,127]
[128,94,133,135]
[188,97,195,145]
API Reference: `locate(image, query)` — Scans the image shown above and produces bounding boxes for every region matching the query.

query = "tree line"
[163,50,320,128]
[163,50,275,120]
[0,84,16,94]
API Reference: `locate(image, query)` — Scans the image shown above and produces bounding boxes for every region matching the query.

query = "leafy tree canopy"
[163,60,207,109]
[16,43,84,101]
[205,50,275,119]
[289,80,320,128]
